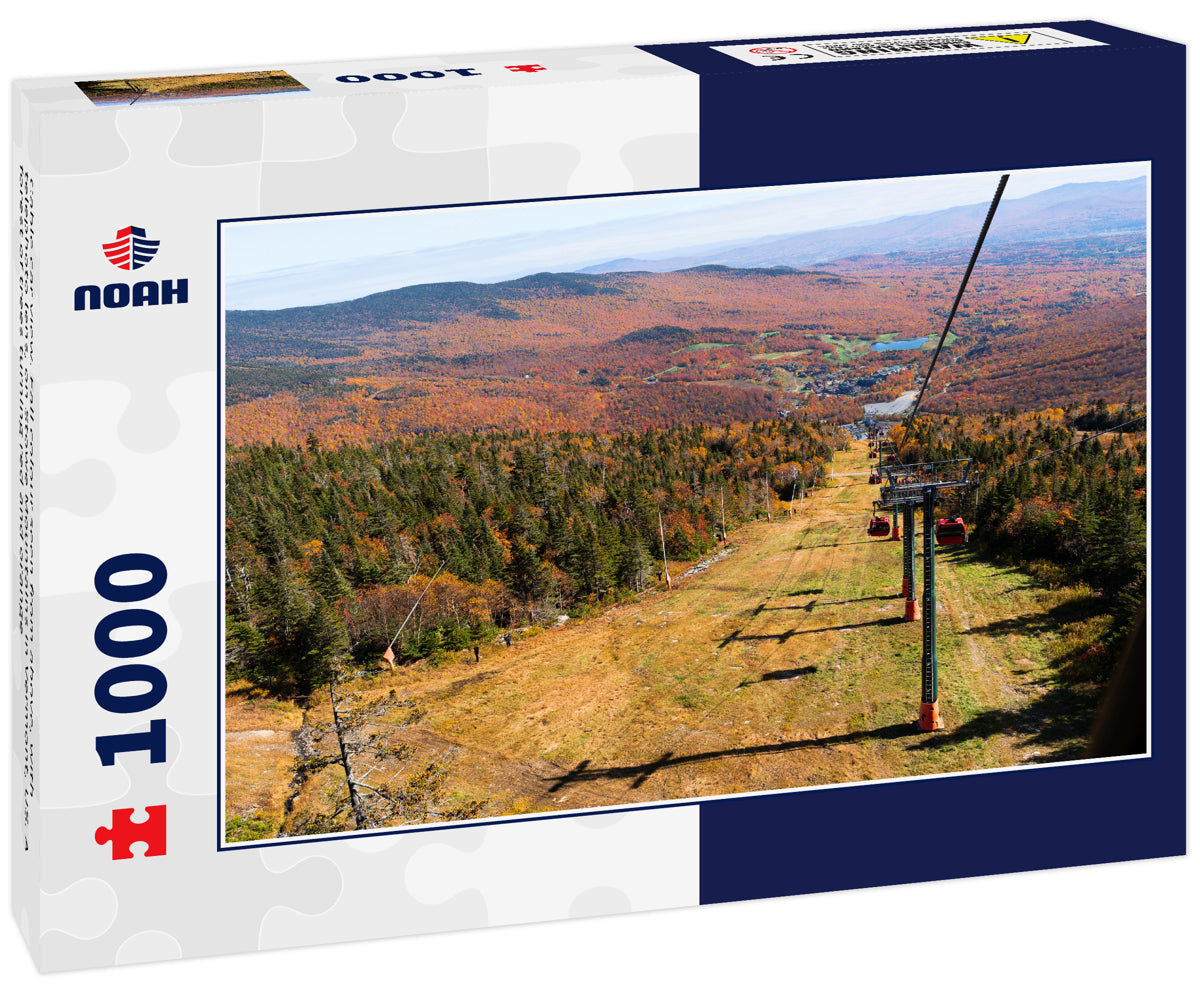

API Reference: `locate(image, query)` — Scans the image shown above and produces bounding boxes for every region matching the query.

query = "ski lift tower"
[878,458,974,730]
[873,496,916,616]
[863,172,1005,730]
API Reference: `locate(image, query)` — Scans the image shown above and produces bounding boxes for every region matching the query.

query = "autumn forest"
[222,174,1148,839]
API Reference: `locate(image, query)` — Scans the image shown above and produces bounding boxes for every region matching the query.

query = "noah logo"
[102,225,160,270]
[74,224,188,311]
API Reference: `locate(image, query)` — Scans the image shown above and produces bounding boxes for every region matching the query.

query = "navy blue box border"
[214,22,1184,902]
[641,19,1185,903]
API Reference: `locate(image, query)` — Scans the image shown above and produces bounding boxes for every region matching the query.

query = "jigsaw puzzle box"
[11,20,1184,970]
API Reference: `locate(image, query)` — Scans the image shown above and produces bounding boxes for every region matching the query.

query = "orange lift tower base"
[919,485,944,730]
[919,700,942,731]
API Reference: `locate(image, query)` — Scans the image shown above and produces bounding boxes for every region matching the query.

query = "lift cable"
[896,173,1010,458]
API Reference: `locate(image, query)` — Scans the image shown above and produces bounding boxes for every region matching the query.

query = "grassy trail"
[227,439,1098,829]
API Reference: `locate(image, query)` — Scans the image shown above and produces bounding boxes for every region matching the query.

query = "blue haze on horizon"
[222,162,1147,311]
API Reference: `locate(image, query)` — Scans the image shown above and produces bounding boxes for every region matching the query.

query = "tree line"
[225,418,843,696]
[893,400,1146,679]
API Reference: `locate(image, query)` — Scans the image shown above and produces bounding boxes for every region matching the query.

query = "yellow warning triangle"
[971,33,1032,44]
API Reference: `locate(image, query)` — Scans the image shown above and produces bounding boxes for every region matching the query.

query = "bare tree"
[284,663,485,834]
[658,510,672,591]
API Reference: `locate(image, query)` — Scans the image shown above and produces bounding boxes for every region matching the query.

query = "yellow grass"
[225,440,1107,836]
[224,682,304,837]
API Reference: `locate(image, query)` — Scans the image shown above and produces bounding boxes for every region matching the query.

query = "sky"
[222,161,1148,310]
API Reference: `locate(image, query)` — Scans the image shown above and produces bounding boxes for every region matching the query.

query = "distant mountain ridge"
[579,178,1146,274]
[224,178,1145,361]
[225,265,851,346]
[224,227,1145,446]
[225,272,636,351]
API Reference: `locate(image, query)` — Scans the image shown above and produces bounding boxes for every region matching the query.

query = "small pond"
[871,337,928,351]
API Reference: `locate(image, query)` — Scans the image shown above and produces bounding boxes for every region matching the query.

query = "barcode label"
[713,27,1105,67]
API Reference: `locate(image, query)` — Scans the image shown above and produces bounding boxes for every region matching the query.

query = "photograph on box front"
[220,163,1148,843]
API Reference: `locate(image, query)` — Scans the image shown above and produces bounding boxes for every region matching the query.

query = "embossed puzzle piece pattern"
[40,110,130,175]
[39,792,342,968]
[404,808,699,926]
[486,75,698,195]
[487,142,582,201]
[257,827,491,950]
[169,100,264,166]
[42,460,117,518]
[25,47,703,970]
[40,879,119,942]
[262,96,356,162]
[39,376,214,599]
[260,92,489,215]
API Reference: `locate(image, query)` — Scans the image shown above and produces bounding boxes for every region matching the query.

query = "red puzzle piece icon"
[94,805,167,860]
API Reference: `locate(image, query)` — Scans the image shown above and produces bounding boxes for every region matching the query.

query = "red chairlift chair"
[935,517,968,545]
[868,516,891,537]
